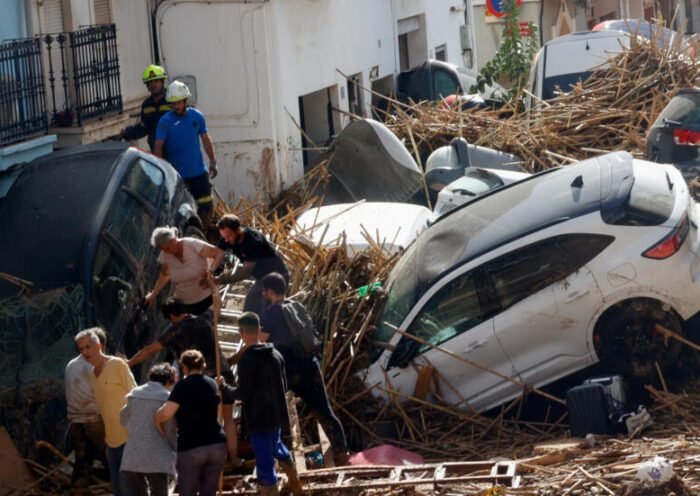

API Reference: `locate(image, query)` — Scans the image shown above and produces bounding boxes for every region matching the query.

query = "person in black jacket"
[121,64,171,154]
[215,214,290,316]
[219,312,302,496]
[260,273,350,466]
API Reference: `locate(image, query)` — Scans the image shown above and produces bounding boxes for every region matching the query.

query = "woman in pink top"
[145,226,224,315]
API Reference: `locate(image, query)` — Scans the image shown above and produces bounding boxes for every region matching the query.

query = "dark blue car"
[0,142,202,455]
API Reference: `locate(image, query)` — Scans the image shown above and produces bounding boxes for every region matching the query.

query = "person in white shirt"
[64,328,107,494]
[144,226,224,315]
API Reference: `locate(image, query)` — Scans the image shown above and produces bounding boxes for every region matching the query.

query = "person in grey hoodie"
[120,363,177,496]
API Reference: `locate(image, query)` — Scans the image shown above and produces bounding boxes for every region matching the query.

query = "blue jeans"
[249,429,292,487]
[106,444,132,496]
[176,442,227,496]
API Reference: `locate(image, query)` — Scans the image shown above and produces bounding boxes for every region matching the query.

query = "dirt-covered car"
[363,152,700,411]
[0,142,202,454]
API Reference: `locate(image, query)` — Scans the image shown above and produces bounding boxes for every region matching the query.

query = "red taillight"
[643,215,690,259]
[673,129,700,146]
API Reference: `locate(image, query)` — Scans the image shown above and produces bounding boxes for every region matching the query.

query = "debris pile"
[384,35,700,172]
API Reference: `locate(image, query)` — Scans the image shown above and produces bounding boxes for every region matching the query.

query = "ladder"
[220,460,521,493]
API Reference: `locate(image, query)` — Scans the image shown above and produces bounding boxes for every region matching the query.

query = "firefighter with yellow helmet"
[154,80,218,225]
[121,64,171,153]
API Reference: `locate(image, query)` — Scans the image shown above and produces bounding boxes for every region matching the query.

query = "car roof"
[411,152,634,292]
[543,30,631,46]
[0,142,128,298]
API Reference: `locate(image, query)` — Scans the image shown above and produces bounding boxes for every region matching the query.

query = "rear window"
[652,92,700,128]
[603,164,675,226]
[542,72,591,100]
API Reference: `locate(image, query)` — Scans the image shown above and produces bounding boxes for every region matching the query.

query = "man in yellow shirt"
[75,328,137,496]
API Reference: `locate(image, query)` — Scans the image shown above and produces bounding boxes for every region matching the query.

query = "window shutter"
[93,0,112,25]
[41,0,65,33]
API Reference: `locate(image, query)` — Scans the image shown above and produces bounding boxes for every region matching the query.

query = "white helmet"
[165,80,191,103]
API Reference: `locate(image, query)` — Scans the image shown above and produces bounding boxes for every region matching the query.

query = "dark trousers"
[67,420,105,490]
[249,429,292,487]
[176,442,227,496]
[289,359,348,454]
[106,443,132,496]
[122,471,169,496]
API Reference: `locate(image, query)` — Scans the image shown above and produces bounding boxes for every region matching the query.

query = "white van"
[526,31,630,108]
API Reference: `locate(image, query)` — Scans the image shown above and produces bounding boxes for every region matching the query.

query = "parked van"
[526,31,630,108]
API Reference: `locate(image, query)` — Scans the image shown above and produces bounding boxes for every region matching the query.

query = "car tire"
[594,299,683,380]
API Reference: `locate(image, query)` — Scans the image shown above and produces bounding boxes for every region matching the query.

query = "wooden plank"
[316,422,335,468]
[0,427,34,495]
[286,393,308,474]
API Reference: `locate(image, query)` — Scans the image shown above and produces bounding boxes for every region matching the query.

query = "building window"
[435,44,447,61]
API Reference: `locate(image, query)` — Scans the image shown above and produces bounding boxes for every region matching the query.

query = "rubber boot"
[278,459,303,496]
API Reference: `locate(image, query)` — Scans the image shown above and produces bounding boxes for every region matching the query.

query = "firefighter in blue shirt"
[154,81,218,225]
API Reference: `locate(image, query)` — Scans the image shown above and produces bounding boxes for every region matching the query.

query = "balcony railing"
[43,24,123,127]
[0,38,48,146]
[0,24,122,147]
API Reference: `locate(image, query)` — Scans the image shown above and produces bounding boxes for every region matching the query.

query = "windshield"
[370,247,421,363]
[542,72,591,100]
[652,92,700,128]
[461,169,504,194]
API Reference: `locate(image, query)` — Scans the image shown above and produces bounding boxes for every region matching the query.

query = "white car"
[432,167,530,220]
[361,151,700,411]
[293,201,432,256]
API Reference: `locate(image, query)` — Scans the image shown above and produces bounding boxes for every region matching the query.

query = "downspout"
[151,0,163,64]
[539,0,544,47]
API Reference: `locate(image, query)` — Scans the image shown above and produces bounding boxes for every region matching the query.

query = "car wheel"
[184,224,206,241]
[594,299,683,380]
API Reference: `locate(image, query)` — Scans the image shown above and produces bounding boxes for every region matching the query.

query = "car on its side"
[0,142,202,455]
[361,151,700,411]
[646,88,700,181]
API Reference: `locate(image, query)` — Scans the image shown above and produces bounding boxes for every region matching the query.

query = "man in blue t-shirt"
[154,81,218,225]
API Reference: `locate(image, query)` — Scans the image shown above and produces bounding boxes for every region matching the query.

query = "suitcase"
[584,375,626,415]
[566,383,612,437]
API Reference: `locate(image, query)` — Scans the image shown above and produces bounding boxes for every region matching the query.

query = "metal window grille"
[0,38,48,146]
[42,24,122,128]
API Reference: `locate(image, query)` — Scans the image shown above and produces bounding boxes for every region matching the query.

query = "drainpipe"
[539,0,544,47]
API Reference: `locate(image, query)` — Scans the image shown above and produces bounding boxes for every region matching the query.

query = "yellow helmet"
[166,81,191,103]
[142,64,167,83]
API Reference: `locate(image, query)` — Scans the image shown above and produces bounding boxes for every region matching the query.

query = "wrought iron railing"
[0,24,122,146]
[0,38,48,146]
[43,24,122,127]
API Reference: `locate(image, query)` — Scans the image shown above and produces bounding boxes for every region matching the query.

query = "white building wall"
[113,0,153,109]
[394,0,469,67]
[156,0,465,204]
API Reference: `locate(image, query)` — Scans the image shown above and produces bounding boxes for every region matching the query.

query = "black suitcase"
[566,383,612,437]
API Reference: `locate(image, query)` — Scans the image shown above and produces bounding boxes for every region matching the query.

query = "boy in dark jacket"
[218,312,302,496]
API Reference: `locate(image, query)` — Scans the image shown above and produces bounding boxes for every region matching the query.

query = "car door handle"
[564,289,590,303]
[463,340,488,353]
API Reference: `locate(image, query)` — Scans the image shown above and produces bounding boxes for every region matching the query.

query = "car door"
[490,234,613,388]
[384,267,517,410]
[91,157,165,352]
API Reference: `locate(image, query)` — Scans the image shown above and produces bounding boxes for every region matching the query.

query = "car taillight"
[643,215,689,259]
[673,129,700,146]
